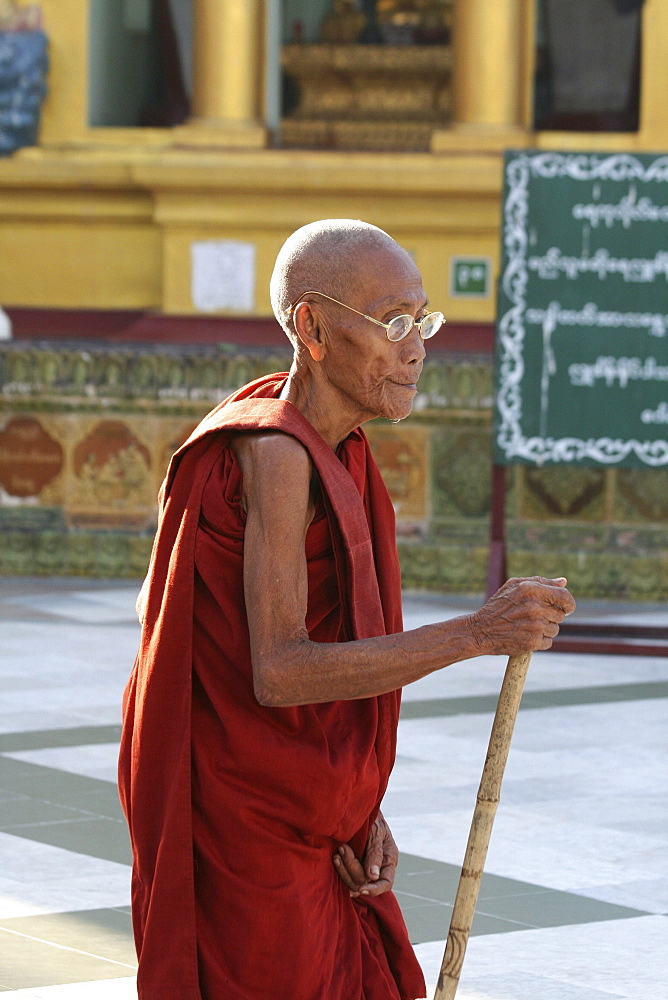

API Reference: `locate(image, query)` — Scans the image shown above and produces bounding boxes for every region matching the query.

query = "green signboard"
[450,256,491,298]
[494,151,668,468]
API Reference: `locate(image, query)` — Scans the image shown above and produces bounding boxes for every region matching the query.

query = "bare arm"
[234,433,575,708]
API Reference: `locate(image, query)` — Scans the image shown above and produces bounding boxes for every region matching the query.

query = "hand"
[333,812,398,899]
[469,576,576,656]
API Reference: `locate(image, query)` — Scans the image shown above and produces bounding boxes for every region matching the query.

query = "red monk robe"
[118,373,426,1000]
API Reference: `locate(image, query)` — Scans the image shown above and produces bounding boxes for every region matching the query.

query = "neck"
[279,356,369,450]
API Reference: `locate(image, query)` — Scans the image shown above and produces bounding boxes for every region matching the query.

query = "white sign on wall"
[191,240,256,313]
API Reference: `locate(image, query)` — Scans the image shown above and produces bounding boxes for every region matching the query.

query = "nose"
[401,322,426,366]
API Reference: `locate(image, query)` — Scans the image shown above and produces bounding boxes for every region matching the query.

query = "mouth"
[388,380,418,391]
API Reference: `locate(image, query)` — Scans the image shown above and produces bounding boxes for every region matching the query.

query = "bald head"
[270,219,411,345]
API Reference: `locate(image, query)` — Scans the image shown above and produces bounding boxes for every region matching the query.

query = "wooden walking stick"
[434,651,533,1000]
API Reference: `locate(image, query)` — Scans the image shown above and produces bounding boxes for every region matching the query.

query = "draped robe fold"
[118,373,426,1000]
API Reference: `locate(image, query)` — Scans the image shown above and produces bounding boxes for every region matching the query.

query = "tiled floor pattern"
[0,579,666,998]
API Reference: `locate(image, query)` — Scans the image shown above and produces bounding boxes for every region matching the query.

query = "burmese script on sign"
[494,151,668,468]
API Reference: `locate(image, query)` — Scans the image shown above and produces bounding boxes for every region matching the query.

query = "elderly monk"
[119,219,575,1000]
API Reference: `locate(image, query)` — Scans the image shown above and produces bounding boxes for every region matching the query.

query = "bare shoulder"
[230,432,313,515]
[231,431,312,482]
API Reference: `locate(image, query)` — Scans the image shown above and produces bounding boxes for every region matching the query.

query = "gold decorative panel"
[281,43,451,151]
[520,466,606,522]
[0,417,64,499]
[67,419,154,530]
[365,423,428,524]
[3,343,668,598]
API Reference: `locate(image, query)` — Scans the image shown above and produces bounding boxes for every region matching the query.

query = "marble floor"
[0,579,666,999]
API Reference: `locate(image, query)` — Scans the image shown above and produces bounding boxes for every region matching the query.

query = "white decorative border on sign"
[495,152,668,466]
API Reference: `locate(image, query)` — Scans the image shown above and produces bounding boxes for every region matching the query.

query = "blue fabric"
[0,30,48,155]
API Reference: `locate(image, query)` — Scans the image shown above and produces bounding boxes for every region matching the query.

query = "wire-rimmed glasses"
[289,290,445,342]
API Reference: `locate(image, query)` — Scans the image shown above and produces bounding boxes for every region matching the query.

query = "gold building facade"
[4,0,666,321]
[1,0,668,596]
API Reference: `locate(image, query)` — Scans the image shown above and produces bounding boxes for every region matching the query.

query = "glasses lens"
[387,315,414,342]
[420,312,444,339]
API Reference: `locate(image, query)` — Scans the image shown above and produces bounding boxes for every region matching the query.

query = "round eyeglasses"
[289,290,445,342]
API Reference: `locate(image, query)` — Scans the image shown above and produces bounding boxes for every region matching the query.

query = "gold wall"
[1,0,666,322]
[3,1,668,594]
[2,148,502,322]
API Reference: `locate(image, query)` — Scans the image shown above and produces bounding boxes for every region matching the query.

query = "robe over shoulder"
[118,373,426,1000]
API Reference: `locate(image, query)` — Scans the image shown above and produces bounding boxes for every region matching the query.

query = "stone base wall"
[2,342,668,599]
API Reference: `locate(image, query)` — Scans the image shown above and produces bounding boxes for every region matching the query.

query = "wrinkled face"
[317,245,428,423]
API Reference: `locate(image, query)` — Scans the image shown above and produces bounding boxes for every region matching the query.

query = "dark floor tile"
[401,680,668,720]
[469,909,531,936]
[76,787,126,821]
[0,794,85,829]
[397,854,460,903]
[477,888,647,928]
[476,872,550,901]
[396,855,545,907]
[0,725,122,753]
[395,897,451,944]
[521,681,668,709]
[400,694,500,719]
[395,893,532,944]
[395,853,651,945]
[0,757,122,820]
[0,788,26,803]
[8,817,132,866]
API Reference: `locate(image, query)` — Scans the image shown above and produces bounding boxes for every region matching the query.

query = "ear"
[292,301,327,362]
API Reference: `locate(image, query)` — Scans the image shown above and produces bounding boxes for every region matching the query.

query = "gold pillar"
[35,0,89,146]
[453,0,524,127]
[432,0,532,152]
[176,0,266,148]
[636,0,668,148]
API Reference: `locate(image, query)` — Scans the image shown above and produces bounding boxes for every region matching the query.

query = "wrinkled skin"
[334,812,398,898]
[471,576,573,655]
[282,244,428,446]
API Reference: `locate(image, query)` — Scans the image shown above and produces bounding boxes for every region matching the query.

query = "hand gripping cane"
[434,652,533,1000]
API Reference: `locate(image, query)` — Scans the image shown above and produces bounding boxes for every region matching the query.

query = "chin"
[367,386,416,423]
[381,402,414,422]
